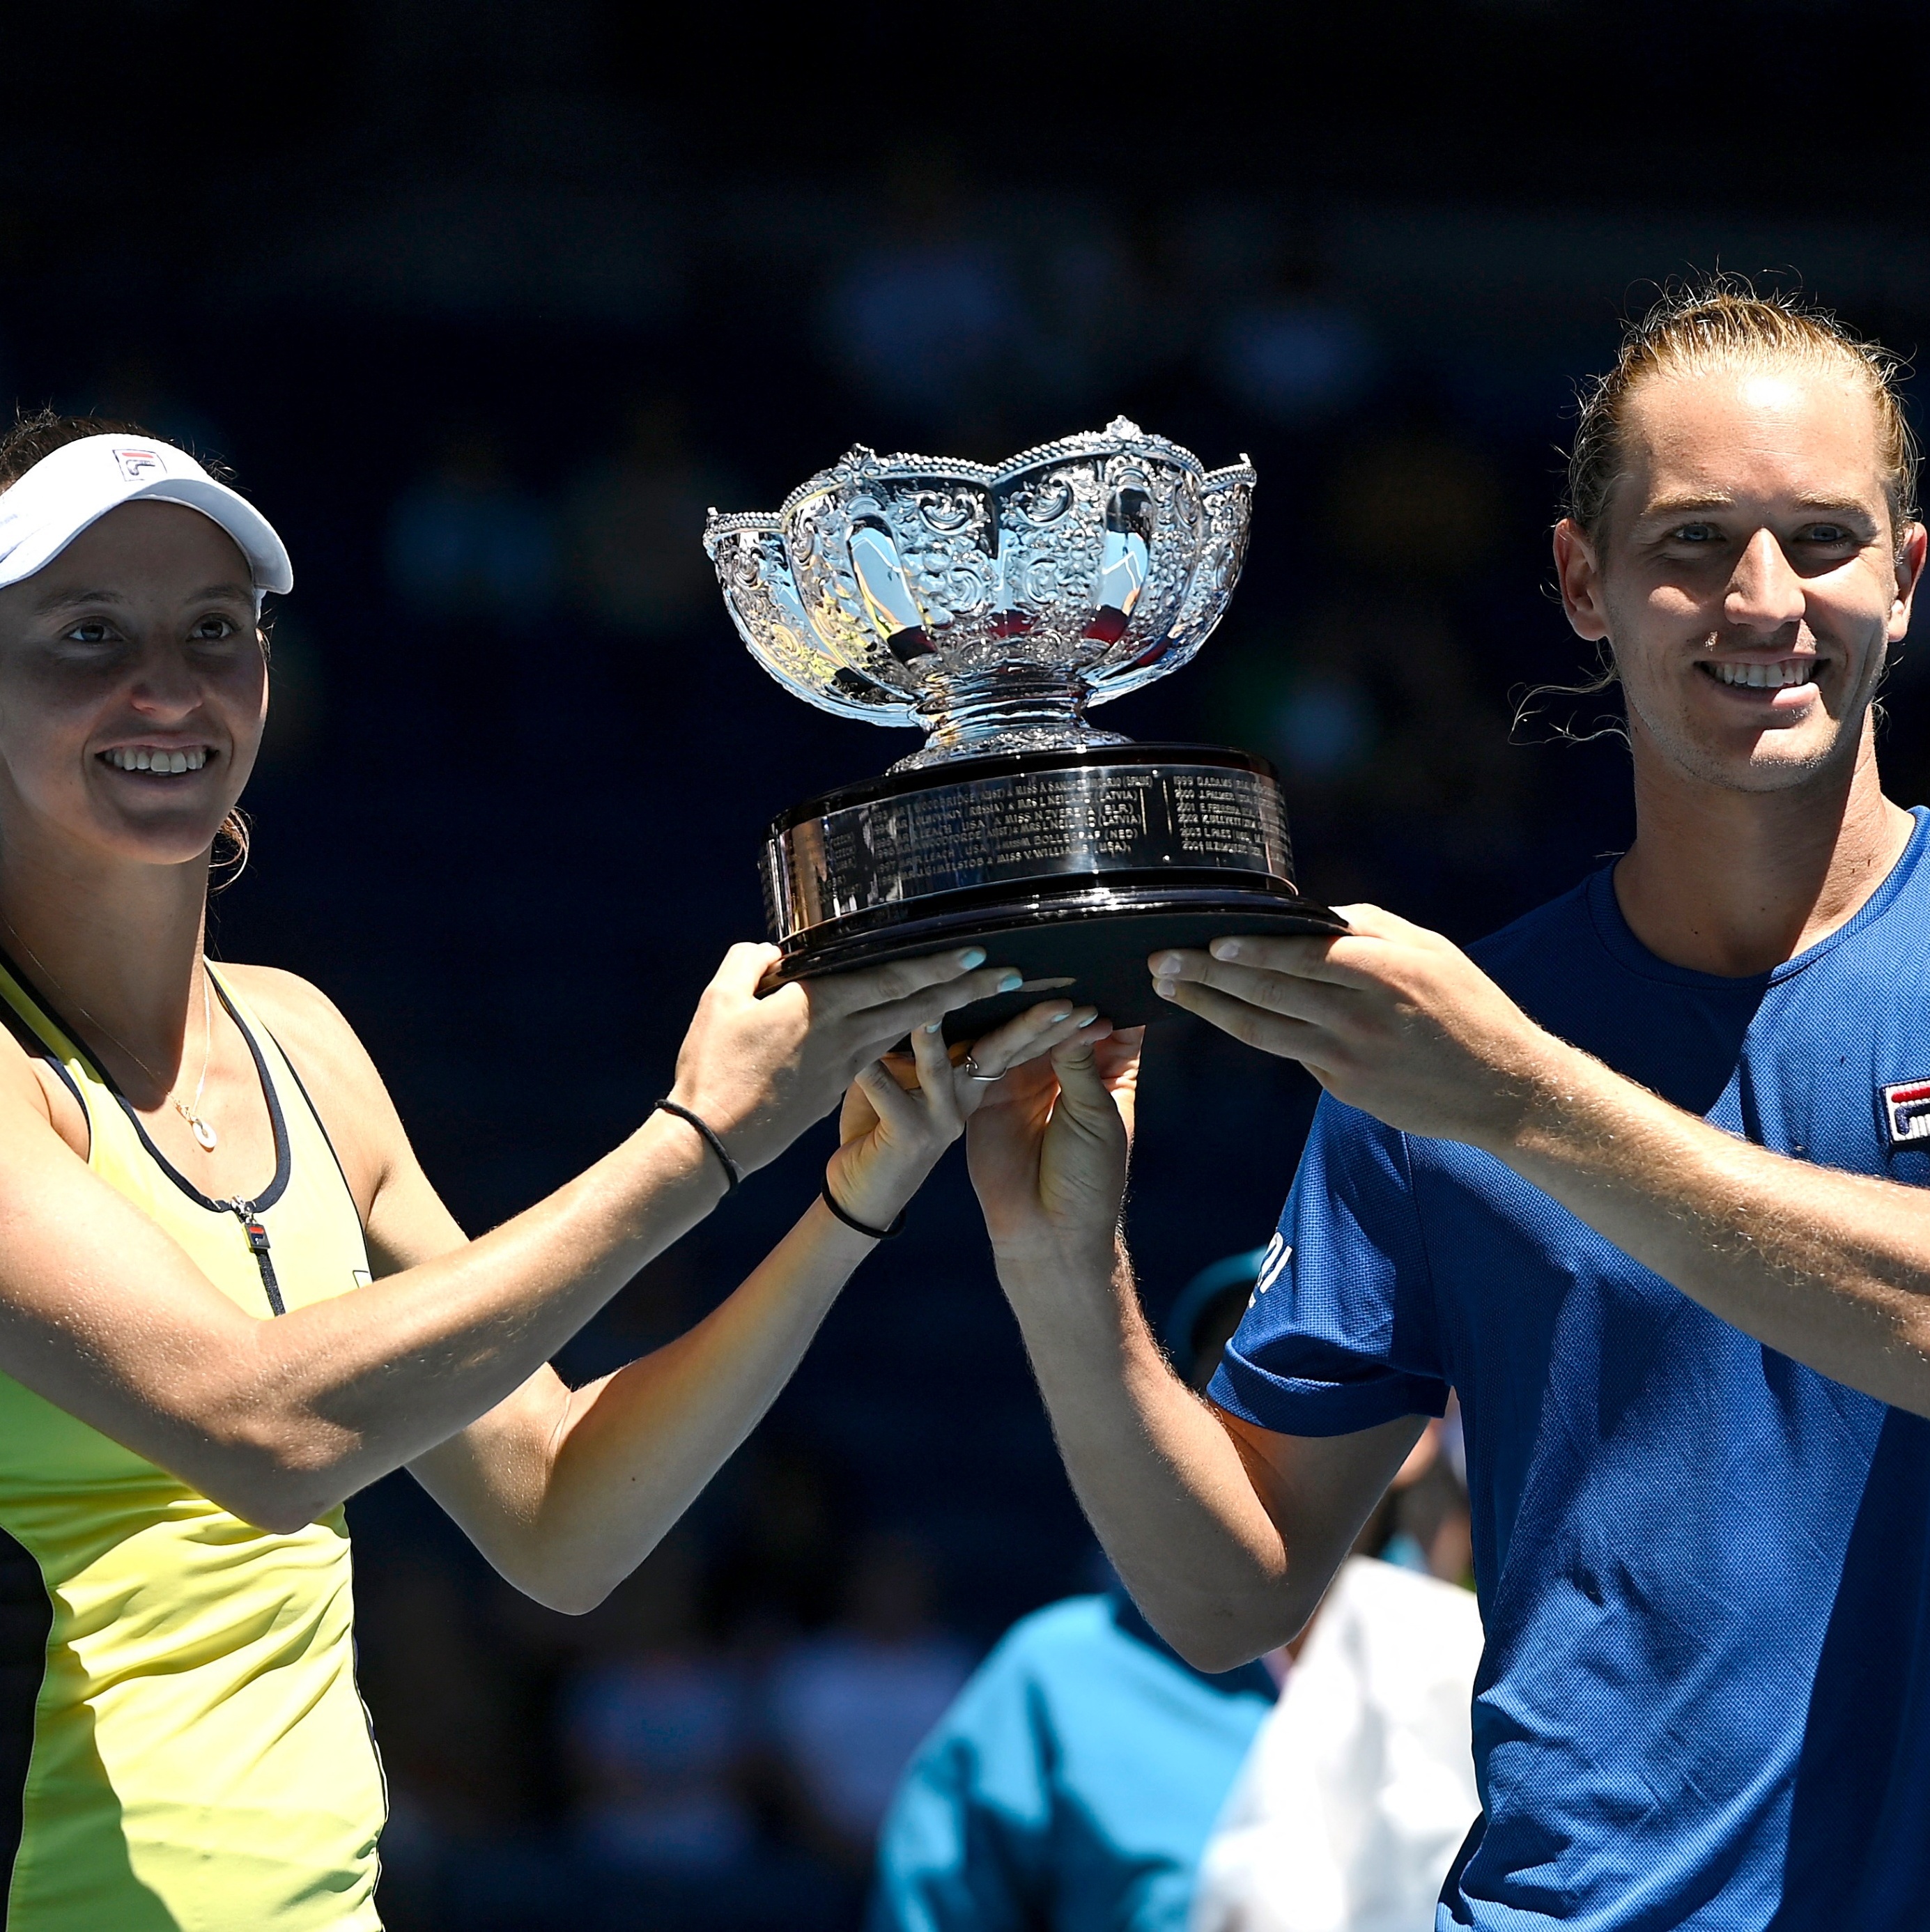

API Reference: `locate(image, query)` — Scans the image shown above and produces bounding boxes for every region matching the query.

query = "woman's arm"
[392,1005,1105,1612]
[0,943,1024,1533]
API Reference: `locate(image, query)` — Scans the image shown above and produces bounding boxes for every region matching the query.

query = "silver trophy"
[706,417,1339,1030]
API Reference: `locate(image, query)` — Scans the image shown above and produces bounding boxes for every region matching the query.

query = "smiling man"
[962,284,1930,1930]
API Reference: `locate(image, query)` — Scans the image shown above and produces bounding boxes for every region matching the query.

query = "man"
[964,284,1930,1928]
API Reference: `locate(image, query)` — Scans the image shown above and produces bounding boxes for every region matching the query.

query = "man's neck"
[1614,722,1914,978]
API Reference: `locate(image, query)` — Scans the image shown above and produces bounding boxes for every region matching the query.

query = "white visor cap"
[0,434,292,600]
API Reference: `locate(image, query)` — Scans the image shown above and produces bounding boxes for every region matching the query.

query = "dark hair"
[0,407,256,884]
[1564,276,1921,549]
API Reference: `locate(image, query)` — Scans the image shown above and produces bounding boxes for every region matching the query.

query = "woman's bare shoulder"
[218,965,406,1163]
[0,1019,78,1155]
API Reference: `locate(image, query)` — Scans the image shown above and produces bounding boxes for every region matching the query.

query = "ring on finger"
[960,1052,1002,1082]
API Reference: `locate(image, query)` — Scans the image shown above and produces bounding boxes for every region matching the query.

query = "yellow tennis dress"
[0,954,385,1929]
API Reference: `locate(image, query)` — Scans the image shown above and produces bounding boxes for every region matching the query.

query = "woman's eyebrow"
[29,580,254,613]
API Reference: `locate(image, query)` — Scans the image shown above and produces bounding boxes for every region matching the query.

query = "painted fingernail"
[957,947,987,968]
[1212,938,1241,960]
[923,1019,944,1033]
[1155,977,1178,998]
[998,971,1024,992]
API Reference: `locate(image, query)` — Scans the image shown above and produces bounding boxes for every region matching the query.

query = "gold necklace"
[0,913,219,1152]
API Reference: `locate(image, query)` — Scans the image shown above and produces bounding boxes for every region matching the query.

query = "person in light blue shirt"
[870,1258,1279,1932]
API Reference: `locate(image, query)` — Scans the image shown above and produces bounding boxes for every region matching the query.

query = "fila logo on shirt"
[1249,1232,1294,1306]
[113,447,165,481]
[1881,1079,1930,1150]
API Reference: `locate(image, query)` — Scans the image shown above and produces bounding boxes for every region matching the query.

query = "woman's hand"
[665,943,1036,1175]
[827,998,1111,1230]
[966,1027,1144,1268]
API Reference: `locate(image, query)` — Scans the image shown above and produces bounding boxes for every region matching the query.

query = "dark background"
[15,3,1930,1925]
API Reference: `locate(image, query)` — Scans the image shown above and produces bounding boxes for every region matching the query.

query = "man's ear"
[1890,519,1928,642]
[1552,518,1611,642]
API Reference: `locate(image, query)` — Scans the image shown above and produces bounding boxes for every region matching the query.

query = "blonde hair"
[1564,277,1920,548]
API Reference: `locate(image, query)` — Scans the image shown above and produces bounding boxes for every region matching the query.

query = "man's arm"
[1152,909,1930,1416]
[965,1036,1425,1671]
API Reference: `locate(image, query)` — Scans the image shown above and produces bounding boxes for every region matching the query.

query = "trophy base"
[758,883,1345,1037]
[755,744,1341,1037]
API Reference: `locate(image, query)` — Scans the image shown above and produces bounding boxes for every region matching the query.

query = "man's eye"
[1802,525,1853,545]
[1669,525,1720,545]
[59,621,116,645]
[192,617,238,641]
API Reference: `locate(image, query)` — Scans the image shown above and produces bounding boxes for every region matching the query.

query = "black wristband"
[819,1175,906,1240]
[654,1098,742,1193]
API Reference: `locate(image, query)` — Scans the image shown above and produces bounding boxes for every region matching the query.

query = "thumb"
[1049,1036,1122,1123]
[711,941,785,1000]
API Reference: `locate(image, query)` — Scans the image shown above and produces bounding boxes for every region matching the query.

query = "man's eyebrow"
[1634,494,1878,523]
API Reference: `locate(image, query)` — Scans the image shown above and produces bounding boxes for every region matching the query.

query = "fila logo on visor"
[1881,1079,1930,1150]
[113,448,164,481]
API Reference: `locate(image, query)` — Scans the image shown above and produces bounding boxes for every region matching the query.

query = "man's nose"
[1725,529,1806,635]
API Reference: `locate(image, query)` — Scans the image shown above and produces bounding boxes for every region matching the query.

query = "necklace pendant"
[190,1115,217,1152]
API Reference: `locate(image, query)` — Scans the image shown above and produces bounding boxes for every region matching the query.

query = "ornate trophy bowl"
[705,418,1342,1034]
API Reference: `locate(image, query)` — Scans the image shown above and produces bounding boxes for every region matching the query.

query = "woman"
[0,412,1104,1929]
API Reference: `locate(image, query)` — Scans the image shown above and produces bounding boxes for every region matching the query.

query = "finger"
[907,1021,962,1122]
[1155,977,1333,1065]
[962,998,1104,1076]
[1150,936,1369,991]
[805,945,995,1022]
[849,963,1030,1045]
[1046,1033,1125,1120]
[1091,1025,1145,1082]
[1150,951,1355,1024]
[853,1058,922,1132]
[1328,902,1437,944]
[711,940,787,999]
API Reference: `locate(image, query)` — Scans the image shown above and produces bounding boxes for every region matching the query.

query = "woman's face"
[0,500,265,869]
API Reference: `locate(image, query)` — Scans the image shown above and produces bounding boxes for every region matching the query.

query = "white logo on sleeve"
[1882,1079,1930,1150]
[113,448,165,481]
[1249,1232,1293,1305]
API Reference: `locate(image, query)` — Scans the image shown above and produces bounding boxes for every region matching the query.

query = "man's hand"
[1149,905,1565,1150]
[966,1028,1143,1264]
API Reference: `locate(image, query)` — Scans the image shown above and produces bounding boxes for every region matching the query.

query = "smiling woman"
[0,412,1109,1931]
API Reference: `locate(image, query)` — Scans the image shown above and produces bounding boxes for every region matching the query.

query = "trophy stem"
[896,669,1129,771]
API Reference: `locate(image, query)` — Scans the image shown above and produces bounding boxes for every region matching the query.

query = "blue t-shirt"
[1210,807,1930,1932]
[870,1593,1275,1932]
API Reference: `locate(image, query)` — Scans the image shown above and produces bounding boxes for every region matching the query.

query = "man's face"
[1555,360,1924,795]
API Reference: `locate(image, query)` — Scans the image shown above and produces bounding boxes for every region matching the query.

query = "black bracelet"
[819,1175,906,1240]
[654,1098,742,1193]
